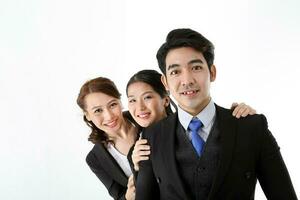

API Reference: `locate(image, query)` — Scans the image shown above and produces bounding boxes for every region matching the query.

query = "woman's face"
[127,82,168,127]
[84,92,123,134]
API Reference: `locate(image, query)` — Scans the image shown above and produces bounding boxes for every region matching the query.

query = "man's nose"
[181,70,194,87]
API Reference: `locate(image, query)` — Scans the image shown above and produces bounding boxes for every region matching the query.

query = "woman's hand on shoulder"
[231,102,256,118]
[132,138,151,171]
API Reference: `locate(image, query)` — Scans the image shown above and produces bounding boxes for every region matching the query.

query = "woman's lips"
[105,119,118,128]
[137,112,151,119]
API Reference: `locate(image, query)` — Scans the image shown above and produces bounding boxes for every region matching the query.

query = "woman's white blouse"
[107,143,132,177]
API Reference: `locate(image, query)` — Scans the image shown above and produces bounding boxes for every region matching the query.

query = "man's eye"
[144,95,153,100]
[192,65,203,70]
[170,70,179,75]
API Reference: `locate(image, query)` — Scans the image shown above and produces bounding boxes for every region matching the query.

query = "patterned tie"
[188,118,205,156]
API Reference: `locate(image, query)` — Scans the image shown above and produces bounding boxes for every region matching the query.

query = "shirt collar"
[178,99,216,131]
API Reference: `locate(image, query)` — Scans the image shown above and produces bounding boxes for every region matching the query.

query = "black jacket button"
[245,172,252,179]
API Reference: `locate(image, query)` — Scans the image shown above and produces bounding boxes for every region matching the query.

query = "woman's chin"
[138,120,151,128]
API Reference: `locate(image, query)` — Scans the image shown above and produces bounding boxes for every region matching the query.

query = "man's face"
[161,47,216,116]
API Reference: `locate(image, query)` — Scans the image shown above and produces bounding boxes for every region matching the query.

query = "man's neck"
[180,96,211,116]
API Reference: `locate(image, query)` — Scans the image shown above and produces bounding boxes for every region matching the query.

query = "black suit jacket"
[136,105,297,200]
[86,111,141,200]
[86,143,128,200]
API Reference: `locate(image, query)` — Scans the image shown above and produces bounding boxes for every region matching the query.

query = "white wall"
[0,0,299,199]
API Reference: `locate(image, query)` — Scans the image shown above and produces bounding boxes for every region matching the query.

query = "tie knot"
[188,118,203,132]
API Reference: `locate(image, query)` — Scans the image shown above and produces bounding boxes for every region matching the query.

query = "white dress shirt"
[177,99,216,142]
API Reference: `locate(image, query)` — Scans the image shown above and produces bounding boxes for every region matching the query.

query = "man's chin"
[178,101,206,114]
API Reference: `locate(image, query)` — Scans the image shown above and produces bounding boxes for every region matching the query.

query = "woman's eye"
[110,102,118,108]
[94,108,102,113]
[128,99,136,103]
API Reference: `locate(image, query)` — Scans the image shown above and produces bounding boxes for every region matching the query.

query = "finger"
[133,146,150,158]
[234,102,245,109]
[232,103,244,116]
[232,108,238,117]
[241,107,250,117]
[137,150,151,156]
[128,181,134,188]
[128,179,134,186]
[237,106,248,118]
[133,150,150,160]
[136,139,148,145]
[128,182,134,188]
[231,102,238,109]
[241,106,256,116]
[134,154,150,161]
[134,164,139,171]
[136,156,149,162]
[232,106,241,118]
[133,146,150,155]
[232,103,246,118]
[133,156,149,171]
[127,176,134,187]
[136,144,150,151]
[243,105,256,115]
[133,154,150,164]
[127,180,133,189]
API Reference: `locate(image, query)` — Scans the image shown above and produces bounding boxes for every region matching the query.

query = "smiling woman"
[76,77,140,200]
[84,93,124,137]
[126,70,173,128]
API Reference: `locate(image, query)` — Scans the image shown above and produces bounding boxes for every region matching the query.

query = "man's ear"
[161,75,169,91]
[210,64,217,82]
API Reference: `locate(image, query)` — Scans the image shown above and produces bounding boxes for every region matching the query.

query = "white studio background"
[0,0,299,199]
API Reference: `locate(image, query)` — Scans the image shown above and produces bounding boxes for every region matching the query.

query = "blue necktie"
[188,118,205,156]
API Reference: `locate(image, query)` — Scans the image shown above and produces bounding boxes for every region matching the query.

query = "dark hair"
[126,69,173,115]
[156,28,215,75]
[77,77,121,145]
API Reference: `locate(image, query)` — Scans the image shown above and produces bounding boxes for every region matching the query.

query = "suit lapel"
[209,105,237,198]
[93,143,128,186]
[160,114,189,199]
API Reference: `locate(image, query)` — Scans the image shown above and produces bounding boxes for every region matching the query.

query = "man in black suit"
[135,28,297,199]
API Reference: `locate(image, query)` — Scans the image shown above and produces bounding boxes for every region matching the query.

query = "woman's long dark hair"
[126,69,176,116]
[77,77,121,145]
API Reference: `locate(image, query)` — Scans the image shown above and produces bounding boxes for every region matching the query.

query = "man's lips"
[180,89,199,96]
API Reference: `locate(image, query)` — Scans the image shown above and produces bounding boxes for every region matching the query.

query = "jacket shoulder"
[142,112,177,139]
[216,104,267,125]
[86,144,104,168]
